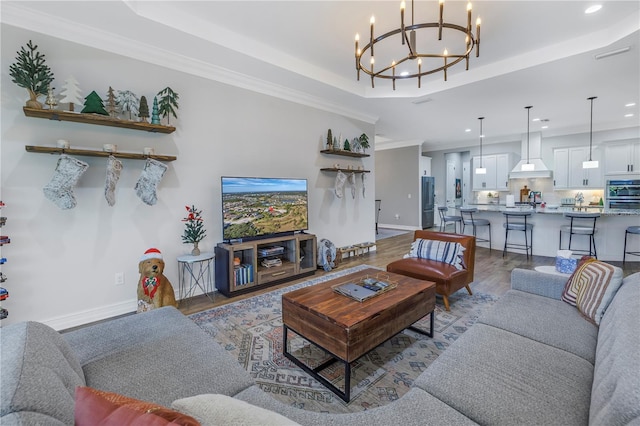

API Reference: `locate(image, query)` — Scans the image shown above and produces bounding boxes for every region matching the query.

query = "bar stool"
[623,226,640,265]
[375,199,382,234]
[502,211,533,259]
[559,212,600,258]
[438,206,462,233]
[459,207,491,249]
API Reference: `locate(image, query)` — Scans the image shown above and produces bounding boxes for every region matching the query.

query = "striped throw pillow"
[561,258,624,325]
[408,238,465,270]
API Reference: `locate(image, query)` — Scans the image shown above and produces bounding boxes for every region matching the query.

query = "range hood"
[509,132,553,179]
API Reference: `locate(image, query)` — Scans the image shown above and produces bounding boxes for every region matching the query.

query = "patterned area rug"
[189,265,499,414]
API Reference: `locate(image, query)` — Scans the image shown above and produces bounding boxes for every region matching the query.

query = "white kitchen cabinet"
[554,146,603,189]
[604,140,640,175]
[472,154,517,190]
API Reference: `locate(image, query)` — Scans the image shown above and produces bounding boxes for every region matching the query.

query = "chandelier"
[354,0,481,89]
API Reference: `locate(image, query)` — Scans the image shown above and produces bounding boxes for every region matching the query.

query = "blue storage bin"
[556,257,577,274]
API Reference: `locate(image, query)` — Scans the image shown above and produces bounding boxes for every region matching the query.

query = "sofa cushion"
[75,386,200,426]
[589,273,640,425]
[479,290,598,364]
[561,258,623,325]
[414,323,593,426]
[63,307,256,407]
[235,385,478,426]
[408,238,465,270]
[0,321,85,425]
[172,394,299,426]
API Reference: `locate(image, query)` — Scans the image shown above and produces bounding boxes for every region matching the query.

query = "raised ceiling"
[2,1,639,150]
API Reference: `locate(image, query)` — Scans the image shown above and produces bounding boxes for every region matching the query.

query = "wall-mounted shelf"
[320,167,370,173]
[320,149,370,158]
[23,107,176,134]
[25,145,177,162]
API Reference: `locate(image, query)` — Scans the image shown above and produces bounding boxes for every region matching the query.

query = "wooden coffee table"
[282,267,436,402]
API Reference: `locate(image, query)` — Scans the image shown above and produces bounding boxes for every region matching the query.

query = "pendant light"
[583,96,599,169]
[475,117,487,174]
[521,106,535,171]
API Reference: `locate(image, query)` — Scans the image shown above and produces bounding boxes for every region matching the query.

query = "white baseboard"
[44,299,137,331]
[378,224,420,231]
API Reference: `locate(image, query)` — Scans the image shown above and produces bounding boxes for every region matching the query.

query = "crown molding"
[1,2,378,125]
[375,139,423,151]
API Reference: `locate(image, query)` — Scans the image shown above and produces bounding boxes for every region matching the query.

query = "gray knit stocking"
[104,156,123,206]
[43,154,89,209]
[135,158,167,206]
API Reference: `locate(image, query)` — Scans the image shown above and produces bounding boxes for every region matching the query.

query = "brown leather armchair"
[386,230,476,311]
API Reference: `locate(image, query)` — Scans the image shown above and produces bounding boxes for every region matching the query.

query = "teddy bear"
[137,248,177,313]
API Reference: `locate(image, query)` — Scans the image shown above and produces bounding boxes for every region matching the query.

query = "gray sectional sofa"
[2,268,639,425]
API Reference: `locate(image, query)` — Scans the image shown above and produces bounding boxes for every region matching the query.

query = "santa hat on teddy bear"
[140,248,163,262]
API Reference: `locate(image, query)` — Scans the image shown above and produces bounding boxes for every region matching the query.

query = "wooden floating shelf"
[25,145,177,162]
[320,149,370,158]
[320,168,370,173]
[23,107,176,134]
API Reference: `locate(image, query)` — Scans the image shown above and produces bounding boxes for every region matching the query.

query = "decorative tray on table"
[332,273,397,302]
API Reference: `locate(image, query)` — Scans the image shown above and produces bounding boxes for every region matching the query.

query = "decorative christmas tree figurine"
[138,96,149,122]
[116,90,139,120]
[157,87,179,125]
[105,86,119,118]
[9,40,55,109]
[81,91,108,115]
[343,138,351,151]
[326,129,333,150]
[45,86,57,109]
[59,75,82,112]
[151,97,161,125]
[181,205,207,256]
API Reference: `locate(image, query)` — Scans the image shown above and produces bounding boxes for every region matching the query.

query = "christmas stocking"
[43,154,89,209]
[135,158,167,206]
[104,156,123,207]
[334,170,347,198]
[349,172,357,199]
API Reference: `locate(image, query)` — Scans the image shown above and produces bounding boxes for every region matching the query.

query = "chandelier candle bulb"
[418,59,422,88]
[370,16,375,58]
[467,2,472,33]
[476,18,481,56]
[443,49,448,81]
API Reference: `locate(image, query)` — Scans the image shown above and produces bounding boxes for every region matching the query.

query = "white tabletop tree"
[59,75,82,112]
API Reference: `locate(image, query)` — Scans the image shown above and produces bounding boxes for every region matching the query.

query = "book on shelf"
[234,263,254,286]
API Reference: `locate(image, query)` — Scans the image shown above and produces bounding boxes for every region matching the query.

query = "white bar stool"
[559,212,600,258]
[502,211,534,258]
[459,207,491,249]
[623,226,640,265]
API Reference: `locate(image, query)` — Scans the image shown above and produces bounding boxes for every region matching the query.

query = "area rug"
[189,265,499,414]
[375,227,410,241]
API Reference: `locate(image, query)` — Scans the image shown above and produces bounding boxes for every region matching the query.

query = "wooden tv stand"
[215,233,317,297]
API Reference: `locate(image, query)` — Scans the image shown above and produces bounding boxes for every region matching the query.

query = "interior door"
[462,161,470,206]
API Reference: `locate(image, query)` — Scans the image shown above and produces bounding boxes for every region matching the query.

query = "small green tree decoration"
[326,129,333,150]
[343,138,351,151]
[182,205,206,256]
[358,133,371,150]
[151,96,161,124]
[81,91,108,115]
[138,96,149,122]
[9,40,55,109]
[157,87,179,125]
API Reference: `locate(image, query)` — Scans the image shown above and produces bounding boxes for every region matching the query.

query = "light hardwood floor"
[178,232,640,316]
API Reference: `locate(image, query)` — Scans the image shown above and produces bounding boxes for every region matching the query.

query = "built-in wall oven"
[606,179,640,210]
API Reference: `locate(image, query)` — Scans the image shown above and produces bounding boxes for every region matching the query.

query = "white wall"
[0,25,375,329]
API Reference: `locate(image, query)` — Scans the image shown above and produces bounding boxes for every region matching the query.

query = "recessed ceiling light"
[465,128,471,132]
[585,5,602,14]
[625,102,636,107]
[625,113,635,118]
[532,118,540,122]
[541,125,549,129]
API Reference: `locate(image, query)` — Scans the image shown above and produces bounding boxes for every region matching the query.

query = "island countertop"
[447,205,640,261]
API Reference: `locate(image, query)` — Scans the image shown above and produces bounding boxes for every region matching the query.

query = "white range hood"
[509,132,553,179]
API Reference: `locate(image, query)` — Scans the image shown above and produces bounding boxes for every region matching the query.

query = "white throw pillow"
[407,238,465,270]
[172,394,300,426]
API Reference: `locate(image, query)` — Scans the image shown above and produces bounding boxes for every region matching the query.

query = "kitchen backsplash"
[475,178,604,205]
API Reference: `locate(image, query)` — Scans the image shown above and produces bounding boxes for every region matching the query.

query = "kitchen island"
[454,205,640,261]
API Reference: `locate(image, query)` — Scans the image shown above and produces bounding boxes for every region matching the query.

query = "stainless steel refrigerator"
[421,176,435,229]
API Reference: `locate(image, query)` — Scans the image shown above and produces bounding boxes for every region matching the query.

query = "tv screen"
[222,177,309,241]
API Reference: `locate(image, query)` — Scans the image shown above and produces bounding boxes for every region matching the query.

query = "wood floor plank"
[178,232,640,316]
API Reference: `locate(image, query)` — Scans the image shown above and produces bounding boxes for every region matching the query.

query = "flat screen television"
[221,177,309,241]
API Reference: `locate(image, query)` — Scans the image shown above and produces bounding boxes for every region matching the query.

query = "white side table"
[177,252,215,304]
[534,265,571,277]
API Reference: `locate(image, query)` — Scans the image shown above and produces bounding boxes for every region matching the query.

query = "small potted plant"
[182,205,206,256]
